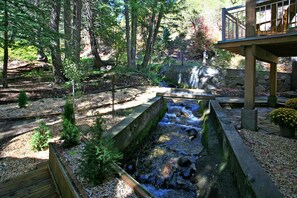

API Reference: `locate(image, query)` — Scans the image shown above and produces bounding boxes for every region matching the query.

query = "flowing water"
[125,99,205,197]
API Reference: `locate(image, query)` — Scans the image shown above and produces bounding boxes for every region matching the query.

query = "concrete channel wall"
[209,100,282,197]
[109,96,167,160]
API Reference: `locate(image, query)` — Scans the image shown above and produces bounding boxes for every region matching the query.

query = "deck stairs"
[0,162,60,198]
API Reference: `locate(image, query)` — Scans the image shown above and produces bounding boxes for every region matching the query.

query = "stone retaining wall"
[224,69,291,92]
[163,65,292,92]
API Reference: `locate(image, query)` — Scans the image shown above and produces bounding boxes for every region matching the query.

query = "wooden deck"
[0,162,60,198]
[217,32,297,57]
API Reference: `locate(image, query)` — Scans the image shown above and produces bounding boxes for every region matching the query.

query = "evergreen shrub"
[31,121,52,151]
[18,90,28,108]
[79,118,122,185]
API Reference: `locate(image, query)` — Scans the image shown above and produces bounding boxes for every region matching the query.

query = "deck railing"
[222,0,297,41]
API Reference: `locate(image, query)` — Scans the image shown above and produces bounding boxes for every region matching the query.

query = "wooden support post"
[242,1,258,131]
[292,57,297,90]
[246,0,256,37]
[242,45,258,131]
[268,63,278,107]
[244,46,256,109]
[271,3,277,33]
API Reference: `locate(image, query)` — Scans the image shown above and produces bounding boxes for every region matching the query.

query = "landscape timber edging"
[209,100,282,198]
[108,96,167,160]
[48,143,88,198]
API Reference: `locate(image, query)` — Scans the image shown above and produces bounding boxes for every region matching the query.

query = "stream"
[125,99,205,197]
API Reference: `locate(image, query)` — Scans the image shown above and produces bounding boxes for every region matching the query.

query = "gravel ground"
[238,129,297,198]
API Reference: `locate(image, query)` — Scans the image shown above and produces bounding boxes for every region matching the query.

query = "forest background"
[0,0,287,89]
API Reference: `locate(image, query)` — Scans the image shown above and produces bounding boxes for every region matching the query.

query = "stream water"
[125,99,204,197]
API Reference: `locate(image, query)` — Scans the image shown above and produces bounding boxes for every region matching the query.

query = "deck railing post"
[236,18,239,39]
[222,8,226,41]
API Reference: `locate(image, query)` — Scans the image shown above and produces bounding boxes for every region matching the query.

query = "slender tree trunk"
[72,0,82,64]
[64,0,72,60]
[2,0,9,88]
[142,9,156,68]
[34,0,47,62]
[85,0,104,67]
[130,0,137,68]
[49,0,65,83]
[124,0,132,68]
[150,6,163,60]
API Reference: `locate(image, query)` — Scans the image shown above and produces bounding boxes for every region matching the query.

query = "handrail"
[221,0,297,41]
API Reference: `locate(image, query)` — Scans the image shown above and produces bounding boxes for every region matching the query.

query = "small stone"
[235,124,241,130]
[125,164,135,174]
[138,173,153,183]
[155,176,165,187]
[187,129,197,138]
[182,166,196,179]
[178,157,191,167]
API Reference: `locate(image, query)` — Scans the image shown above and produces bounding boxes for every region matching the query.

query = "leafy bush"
[79,118,122,185]
[0,43,37,62]
[270,108,297,127]
[61,119,80,148]
[89,117,106,140]
[18,90,28,108]
[62,100,75,124]
[30,121,52,151]
[285,98,297,110]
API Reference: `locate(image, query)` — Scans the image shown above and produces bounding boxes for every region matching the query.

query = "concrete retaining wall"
[209,100,282,197]
[109,96,167,160]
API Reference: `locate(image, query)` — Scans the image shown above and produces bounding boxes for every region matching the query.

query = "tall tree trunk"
[124,0,132,68]
[34,0,47,62]
[149,6,164,62]
[85,0,104,68]
[2,0,9,88]
[130,0,137,68]
[49,0,65,83]
[142,9,156,68]
[64,0,72,60]
[72,0,82,64]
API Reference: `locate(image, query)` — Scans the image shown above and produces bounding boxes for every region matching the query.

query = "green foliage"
[63,59,88,83]
[22,69,53,82]
[285,98,297,110]
[270,108,297,127]
[30,121,52,151]
[61,119,80,148]
[90,117,106,140]
[61,100,79,148]
[18,90,28,108]
[62,100,75,124]
[0,0,53,53]
[79,118,122,185]
[0,45,37,62]
[211,48,234,68]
